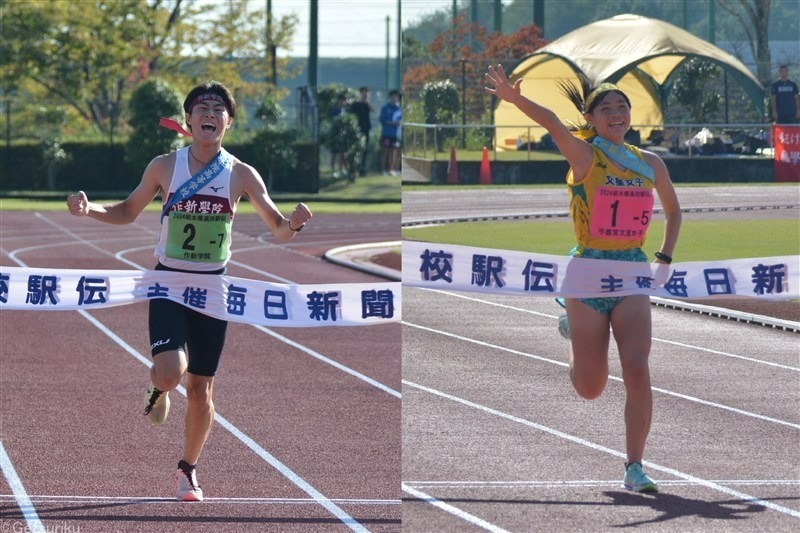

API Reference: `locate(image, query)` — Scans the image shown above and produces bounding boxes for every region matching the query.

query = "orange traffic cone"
[447,145,460,184]
[479,146,492,185]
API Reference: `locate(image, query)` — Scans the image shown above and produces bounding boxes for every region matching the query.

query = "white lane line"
[6,244,370,532]
[252,324,401,399]
[0,441,45,533]
[404,380,800,520]
[76,310,369,533]
[405,479,800,488]
[0,494,399,505]
[420,289,800,371]
[29,212,398,397]
[211,414,370,532]
[403,321,800,430]
[655,338,800,371]
[111,247,401,398]
[402,483,512,533]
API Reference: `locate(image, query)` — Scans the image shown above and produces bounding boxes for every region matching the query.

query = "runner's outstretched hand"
[485,64,522,103]
[67,191,90,217]
[289,202,312,230]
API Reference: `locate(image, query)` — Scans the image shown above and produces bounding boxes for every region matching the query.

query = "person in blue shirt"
[379,90,402,176]
[771,65,800,124]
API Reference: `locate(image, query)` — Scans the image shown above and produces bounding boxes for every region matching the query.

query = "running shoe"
[143,385,169,425]
[557,313,571,340]
[623,462,658,492]
[176,462,204,501]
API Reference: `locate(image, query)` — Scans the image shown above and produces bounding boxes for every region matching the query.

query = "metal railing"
[403,122,776,161]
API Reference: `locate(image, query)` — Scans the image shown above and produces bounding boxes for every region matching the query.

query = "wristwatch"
[654,251,672,264]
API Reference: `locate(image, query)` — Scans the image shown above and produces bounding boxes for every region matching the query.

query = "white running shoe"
[176,464,204,501]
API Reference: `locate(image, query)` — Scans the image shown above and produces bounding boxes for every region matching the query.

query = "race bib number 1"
[166,211,231,262]
[589,187,654,240]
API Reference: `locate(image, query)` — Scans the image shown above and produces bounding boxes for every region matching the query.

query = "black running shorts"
[148,263,228,377]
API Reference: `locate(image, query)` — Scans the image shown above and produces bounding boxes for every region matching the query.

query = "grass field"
[0,175,401,214]
[402,182,800,193]
[403,219,800,262]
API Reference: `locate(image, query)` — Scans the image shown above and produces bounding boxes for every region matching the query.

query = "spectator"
[329,93,348,177]
[349,86,374,176]
[771,65,800,124]
[379,90,402,176]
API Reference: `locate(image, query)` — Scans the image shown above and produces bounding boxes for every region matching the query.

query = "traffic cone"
[479,146,492,185]
[446,145,459,184]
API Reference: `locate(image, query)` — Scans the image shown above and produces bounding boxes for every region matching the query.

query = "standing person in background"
[349,86,374,176]
[771,65,800,124]
[485,64,681,493]
[329,93,348,178]
[379,90,402,176]
[67,81,312,502]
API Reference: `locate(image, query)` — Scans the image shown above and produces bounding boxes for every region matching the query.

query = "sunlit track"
[0,494,401,505]
[404,319,799,429]
[402,483,511,533]
[405,479,800,488]
[401,185,800,532]
[418,289,800,372]
[2,241,380,531]
[403,380,800,519]
[0,211,400,532]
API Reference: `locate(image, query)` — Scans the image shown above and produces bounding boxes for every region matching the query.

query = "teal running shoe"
[557,313,571,340]
[624,462,658,492]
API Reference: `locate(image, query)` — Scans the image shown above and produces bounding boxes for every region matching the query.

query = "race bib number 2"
[166,211,231,262]
[589,187,654,240]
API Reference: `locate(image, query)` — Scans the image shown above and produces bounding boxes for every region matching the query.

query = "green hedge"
[0,140,319,194]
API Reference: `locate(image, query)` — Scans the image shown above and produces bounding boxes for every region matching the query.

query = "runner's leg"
[565,298,611,399]
[610,295,653,464]
[150,349,187,391]
[183,373,214,464]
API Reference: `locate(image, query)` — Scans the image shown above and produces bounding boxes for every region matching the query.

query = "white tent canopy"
[493,14,764,150]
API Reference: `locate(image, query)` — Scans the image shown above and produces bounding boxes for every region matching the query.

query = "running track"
[402,186,800,532]
[0,210,401,532]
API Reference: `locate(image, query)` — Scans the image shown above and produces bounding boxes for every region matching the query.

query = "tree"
[670,59,723,123]
[403,14,545,125]
[401,33,430,62]
[125,78,184,173]
[421,80,460,150]
[1,1,153,136]
[0,0,298,139]
[716,0,772,86]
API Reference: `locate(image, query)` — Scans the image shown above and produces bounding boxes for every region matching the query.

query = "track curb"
[324,241,401,281]
[651,296,800,333]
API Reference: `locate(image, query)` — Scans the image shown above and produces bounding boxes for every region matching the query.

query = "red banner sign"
[773,125,800,182]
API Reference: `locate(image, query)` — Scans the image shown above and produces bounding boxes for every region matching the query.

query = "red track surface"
[403,289,800,532]
[0,211,401,532]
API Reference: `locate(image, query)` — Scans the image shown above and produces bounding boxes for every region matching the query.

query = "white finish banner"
[0,267,400,327]
[402,241,799,301]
